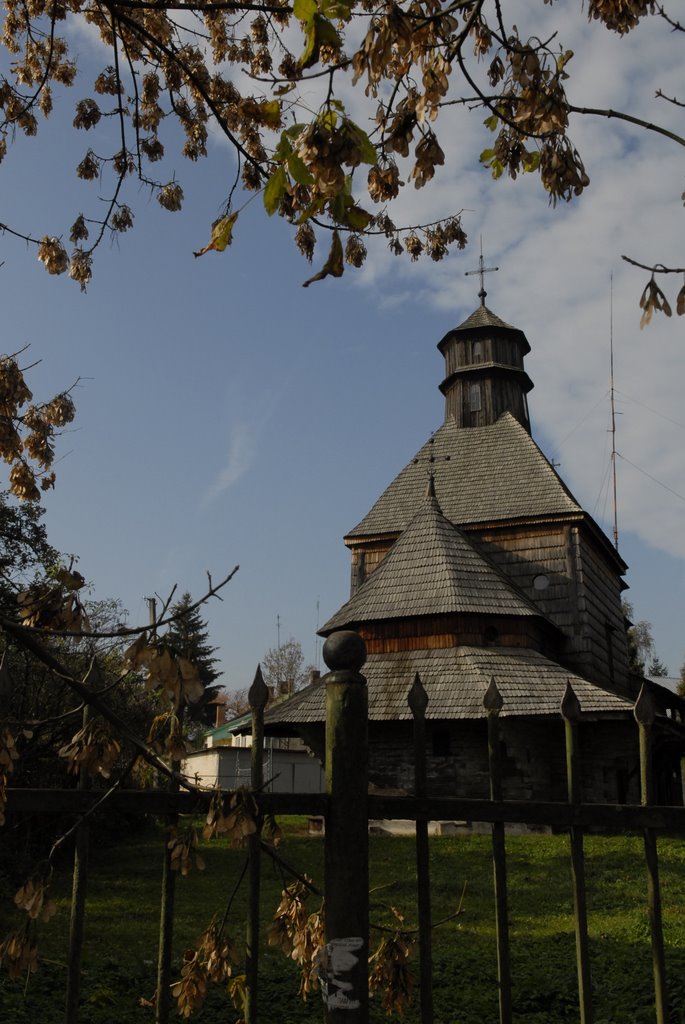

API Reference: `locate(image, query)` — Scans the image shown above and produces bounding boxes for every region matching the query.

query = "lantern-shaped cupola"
[438,303,534,432]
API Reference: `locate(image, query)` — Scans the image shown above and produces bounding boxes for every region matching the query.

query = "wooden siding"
[443,374,529,429]
[440,332,525,374]
[357,613,555,656]
[468,521,630,690]
[471,521,579,625]
[573,528,632,693]
[349,538,395,594]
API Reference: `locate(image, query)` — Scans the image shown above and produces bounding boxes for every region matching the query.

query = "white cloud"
[341,5,684,568]
[203,422,255,504]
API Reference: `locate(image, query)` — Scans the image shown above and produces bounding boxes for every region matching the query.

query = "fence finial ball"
[323,630,366,673]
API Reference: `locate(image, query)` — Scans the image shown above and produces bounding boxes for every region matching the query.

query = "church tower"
[438,302,534,431]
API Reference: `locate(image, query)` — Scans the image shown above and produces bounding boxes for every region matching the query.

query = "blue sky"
[0,4,683,688]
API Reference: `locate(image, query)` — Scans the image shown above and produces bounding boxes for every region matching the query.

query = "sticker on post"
[317,936,364,1010]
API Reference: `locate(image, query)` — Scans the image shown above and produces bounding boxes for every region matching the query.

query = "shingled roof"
[346,413,582,540]
[322,492,545,634]
[264,646,632,726]
[453,305,515,332]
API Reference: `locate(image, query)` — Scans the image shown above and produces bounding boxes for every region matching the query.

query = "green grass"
[2,824,685,1022]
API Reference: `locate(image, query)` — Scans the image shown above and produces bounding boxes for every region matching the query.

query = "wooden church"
[265,286,685,805]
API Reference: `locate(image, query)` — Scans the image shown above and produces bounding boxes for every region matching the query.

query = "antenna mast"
[610,274,619,550]
[276,613,281,685]
[315,597,321,670]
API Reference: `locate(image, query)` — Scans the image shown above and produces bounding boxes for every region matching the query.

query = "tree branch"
[621,255,685,274]
[8,564,239,640]
[567,104,685,147]
[0,616,200,791]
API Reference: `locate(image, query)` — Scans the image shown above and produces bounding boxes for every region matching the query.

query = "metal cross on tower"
[465,238,499,306]
[413,435,451,495]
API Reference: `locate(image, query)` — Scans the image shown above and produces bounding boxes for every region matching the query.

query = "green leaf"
[320,0,352,20]
[557,49,574,71]
[274,133,293,160]
[287,151,314,186]
[480,147,503,178]
[329,191,349,222]
[259,100,282,129]
[522,150,540,173]
[320,108,338,132]
[298,14,341,69]
[284,123,307,139]
[347,121,377,164]
[263,166,288,216]
[297,196,326,223]
[343,205,374,231]
[483,114,499,132]
[192,212,239,257]
[298,20,317,67]
[211,213,238,251]
[316,14,342,49]
[293,0,317,21]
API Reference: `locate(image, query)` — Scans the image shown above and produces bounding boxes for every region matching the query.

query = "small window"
[472,340,483,363]
[469,383,481,411]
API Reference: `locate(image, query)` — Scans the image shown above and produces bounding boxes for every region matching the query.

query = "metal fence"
[6,628,685,1024]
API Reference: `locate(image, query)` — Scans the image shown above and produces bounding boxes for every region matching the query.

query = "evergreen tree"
[647,656,669,678]
[164,592,222,729]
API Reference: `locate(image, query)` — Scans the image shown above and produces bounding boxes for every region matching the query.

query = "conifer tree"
[164,592,222,729]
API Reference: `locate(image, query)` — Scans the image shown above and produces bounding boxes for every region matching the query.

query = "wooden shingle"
[345,413,581,540]
[323,492,545,633]
[264,646,632,726]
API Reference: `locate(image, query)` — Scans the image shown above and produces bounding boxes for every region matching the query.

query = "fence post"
[155,774,178,1024]
[64,661,100,1024]
[635,684,668,1024]
[153,596,178,1024]
[408,673,433,1024]
[561,681,593,1024]
[484,677,512,1024]
[246,665,268,1024]
[323,630,368,1024]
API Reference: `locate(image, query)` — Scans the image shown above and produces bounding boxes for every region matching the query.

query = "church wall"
[577,719,641,804]
[574,530,632,694]
[364,717,640,804]
[468,522,630,690]
[367,720,490,797]
[470,523,580,630]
